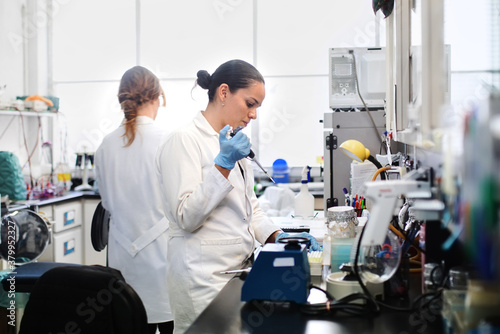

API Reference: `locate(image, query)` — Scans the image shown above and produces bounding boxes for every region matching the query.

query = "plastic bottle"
[55,162,72,194]
[294,166,314,217]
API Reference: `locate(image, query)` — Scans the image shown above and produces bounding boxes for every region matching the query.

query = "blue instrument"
[241,238,311,304]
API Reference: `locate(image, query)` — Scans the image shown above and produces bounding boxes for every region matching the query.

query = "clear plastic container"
[331,237,355,272]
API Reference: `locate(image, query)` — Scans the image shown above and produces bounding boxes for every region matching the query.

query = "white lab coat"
[95,116,173,324]
[156,111,279,334]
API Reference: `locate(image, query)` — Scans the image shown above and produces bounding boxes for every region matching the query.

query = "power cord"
[299,286,375,316]
[353,222,444,314]
[300,221,444,316]
[350,50,385,153]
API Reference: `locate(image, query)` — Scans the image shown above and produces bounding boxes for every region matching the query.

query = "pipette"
[230,126,275,183]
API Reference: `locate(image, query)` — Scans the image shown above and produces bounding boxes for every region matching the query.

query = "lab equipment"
[327,206,358,272]
[353,168,432,283]
[230,126,275,183]
[294,166,314,217]
[339,139,385,177]
[331,237,355,272]
[220,268,252,275]
[0,210,50,264]
[241,237,310,303]
[275,232,321,251]
[323,110,386,212]
[308,250,323,278]
[329,47,386,110]
[0,206,81,315]
[74,152,94,191]
[326,271,383,302]
[281,226,310,233]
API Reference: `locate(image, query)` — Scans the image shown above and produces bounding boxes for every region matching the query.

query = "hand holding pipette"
[230,126,275,183]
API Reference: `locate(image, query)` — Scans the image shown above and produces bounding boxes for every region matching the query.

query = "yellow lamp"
[339,139,385,179]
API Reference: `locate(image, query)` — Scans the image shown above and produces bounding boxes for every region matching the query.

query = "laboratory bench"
[185,272,444,334]
[11,190,100,208]
[1,191,104,269]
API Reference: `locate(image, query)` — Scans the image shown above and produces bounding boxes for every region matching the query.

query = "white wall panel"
[53,82,123,160]
[257,76,329,167]
[140,0,254,78]
[52,0,136,82]
[0,1,24,99]
[54,78,207,164]
[155,79,208,133]
[256,0,381,76]
[444,0,492,72]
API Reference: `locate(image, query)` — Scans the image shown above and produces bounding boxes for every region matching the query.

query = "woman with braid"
[95,66,174,334]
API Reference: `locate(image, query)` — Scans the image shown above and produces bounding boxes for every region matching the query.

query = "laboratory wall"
[0,1,26,159]
[2,0,497,176]
[48,0,383,170]
[0,2,24,100]
[445,0,500,112]
[0,0,53,176]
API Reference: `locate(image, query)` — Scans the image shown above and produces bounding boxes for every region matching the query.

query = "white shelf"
[0,109,58,117]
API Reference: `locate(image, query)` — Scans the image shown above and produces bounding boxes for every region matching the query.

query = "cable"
[388,224,425,255]
[0,116,16,141]
[388,223,423,273]
[353,223,381,313]
[299,288,375,316]
[21,114,42,169]
[57,112,69,164]
[372,166,392,181]
[351,51,385,151]
[19,111,35,189]
[300,222,440,316]
[309,285,334,301]
[352,220,430,313]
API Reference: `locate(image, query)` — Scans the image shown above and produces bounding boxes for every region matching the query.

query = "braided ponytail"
[118,66,163,146]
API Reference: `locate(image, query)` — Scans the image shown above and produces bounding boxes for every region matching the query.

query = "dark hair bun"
[196,70,211,89]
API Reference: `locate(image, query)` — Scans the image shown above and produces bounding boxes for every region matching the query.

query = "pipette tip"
[266,173,276,183]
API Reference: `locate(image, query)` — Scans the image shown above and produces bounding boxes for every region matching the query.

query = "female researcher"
[95,66,173,334]
[156,59,319,333]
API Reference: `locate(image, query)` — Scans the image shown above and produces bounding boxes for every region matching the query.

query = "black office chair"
[18,265,149,334]
[91,201,110,253]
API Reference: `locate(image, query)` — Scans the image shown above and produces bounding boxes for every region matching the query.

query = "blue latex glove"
[275,232,321,251]
[214,125,251,170]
